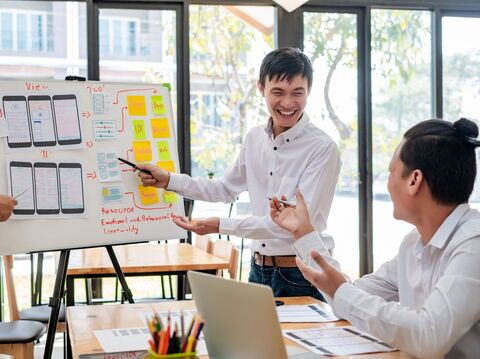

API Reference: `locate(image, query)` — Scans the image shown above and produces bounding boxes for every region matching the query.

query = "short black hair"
[258,47,313,90]
[400,118,480,205]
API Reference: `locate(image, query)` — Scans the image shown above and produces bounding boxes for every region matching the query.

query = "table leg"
[66,275,75,307]
[177,274,185,300]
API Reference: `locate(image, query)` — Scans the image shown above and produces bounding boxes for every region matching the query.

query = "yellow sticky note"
[157,160,176,173]
[127,96,147,116]
[138,185,159,205]
[133,141,152,162]
[151,118,170,138]
[151,95,165,115]
[156,141,171,161]
[163,190,177,204]
[132,120,146,140]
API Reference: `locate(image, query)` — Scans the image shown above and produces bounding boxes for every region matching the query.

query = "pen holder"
[146,351,196,359]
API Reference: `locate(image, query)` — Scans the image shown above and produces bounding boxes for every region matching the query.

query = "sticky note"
[151,118,170,138]
[157,160,175,173]
[132,120,146,140]
[127,96,147,116]
[151,95,165,115]
[138,185,159,205]
[163,190,177,204]
[133,141,153,162]
[156,141,171,161]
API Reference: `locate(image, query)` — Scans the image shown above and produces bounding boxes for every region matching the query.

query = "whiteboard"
[0,80,186,254]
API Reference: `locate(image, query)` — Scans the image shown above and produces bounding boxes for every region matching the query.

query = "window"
[0,1,86,80]
[371,9,432,269]
[443,16,480,205]
[189,4,275,280]
[303,11,359,279]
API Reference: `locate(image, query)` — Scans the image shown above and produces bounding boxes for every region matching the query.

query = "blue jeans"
[248,257,325,301]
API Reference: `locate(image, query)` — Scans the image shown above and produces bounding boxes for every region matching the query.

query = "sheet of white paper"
[283,326,395,356]
[277,304,338,323]
[94,327,150,353]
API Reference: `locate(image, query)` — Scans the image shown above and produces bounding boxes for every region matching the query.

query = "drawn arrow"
[113,88,158,105]
[81,111,91,119]
[118,107,127,133]
[126,149,133,161]
[125,192,173,211]
[85,141,94,148]
[86,171,97,180]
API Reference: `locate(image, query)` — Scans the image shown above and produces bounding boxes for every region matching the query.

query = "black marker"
[117,157,152,176]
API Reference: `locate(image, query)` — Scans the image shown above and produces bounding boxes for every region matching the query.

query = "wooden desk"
[67,297,415,359]
[65,243,230,305]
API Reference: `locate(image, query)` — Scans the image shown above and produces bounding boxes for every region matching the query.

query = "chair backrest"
[211,240,239,280]
[3,255,20,321]
[194,235,213,254]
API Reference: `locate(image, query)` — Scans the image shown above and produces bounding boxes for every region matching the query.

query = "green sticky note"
[151,95,165,115]
[157,141,171,161]
[132,119,146,140]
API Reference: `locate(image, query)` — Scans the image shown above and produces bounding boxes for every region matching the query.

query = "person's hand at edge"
[136,163,170,189]
[0,195,17,222]
[269,189,314,239]
[172,216,220,235]
[296,250,346,298]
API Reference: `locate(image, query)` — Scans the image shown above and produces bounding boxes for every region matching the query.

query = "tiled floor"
[34,333,65,359]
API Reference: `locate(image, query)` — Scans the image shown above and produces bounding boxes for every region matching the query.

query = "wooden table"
[67,296,415,359]
[65,243,230,305]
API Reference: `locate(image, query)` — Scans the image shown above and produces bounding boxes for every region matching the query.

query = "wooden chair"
[211,240,239,280]
[3,255,65,332]
[0,256,47,359]
[194,235,213,254]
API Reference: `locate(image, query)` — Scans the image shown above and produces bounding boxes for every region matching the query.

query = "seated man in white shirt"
[0,194,17,222]
[271,117,480,358]
[137,47,341,299]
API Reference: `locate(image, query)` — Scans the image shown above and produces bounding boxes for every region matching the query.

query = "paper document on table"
[277,304,338,322]
[94,327,150,353]
[283,326,395,356]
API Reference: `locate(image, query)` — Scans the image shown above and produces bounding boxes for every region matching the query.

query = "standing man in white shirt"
[271,117,480,358]
[138,47,341,299]
[0,194,17,222]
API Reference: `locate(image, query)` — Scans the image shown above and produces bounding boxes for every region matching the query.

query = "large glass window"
[0,1,86,79]
[443,16,480,207]
[189,4,275,280]
[371,10,432,269]
[303,11,359,279]
[99,8,177,115]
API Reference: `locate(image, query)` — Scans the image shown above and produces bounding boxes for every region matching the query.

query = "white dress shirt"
[167,113,341,255]
[296,204,480,358]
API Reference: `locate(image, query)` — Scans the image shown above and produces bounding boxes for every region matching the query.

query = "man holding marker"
[137,47,341,299]
[0,194,17,222]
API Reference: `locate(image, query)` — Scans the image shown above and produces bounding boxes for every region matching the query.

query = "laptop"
[187,271,326,359]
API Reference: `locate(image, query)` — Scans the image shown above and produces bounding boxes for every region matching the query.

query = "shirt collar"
[428,203,470,249]
[264,113,310,142]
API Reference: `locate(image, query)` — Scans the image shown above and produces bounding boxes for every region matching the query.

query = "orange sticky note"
[157,160,176,173]
[163,190,177,204]
[151,118,170,138]
[151,95,165,115]
[138,185,159,205]
[132,141,152,162]
[127,96,147,116]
